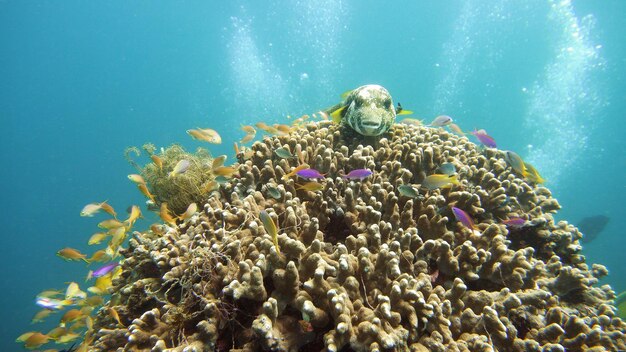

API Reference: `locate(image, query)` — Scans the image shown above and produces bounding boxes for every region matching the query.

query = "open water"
[1,1,624,349]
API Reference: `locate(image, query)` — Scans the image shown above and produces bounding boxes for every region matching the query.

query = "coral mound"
[93,122,625,351]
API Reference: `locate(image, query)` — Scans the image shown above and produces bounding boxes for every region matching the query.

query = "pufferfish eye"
[384,99,392,109]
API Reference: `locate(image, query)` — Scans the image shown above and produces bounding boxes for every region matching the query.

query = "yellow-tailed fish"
[169,159,191,177]
[46,326,67,339]
[108,227,126,251]
[259,210,280,254]
[523,162,545,184]
[89,274,113,296]
[296,182,324,192]
[160,203,177,225]
[56,332,80,344]
[66,282,87,300]
[88,232,108,245]
[504,150,526,177]
[57,248,89,263]
[178,202,198,221]
[151,154,163,170]
[240,133,256,144]
[282,164,310,180]
[127,174,146,184]
[421,174,460,190]
[99,201,117,218]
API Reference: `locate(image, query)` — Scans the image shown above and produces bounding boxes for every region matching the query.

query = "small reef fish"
[108,307,125,327]
[88,232,108,245]
[57,248,89,263]
[159,203,177,225]
[428,115,453,127]
[212,155,227,169]
[87,262,119,280]
[241,125,256,134]
[274,147,295,159]
[31,309,54,323]
[16,331,50,349]
[397,185,422,199]
[137,183,155,202]
[98,219,124,230]
[88,249,110,263]
[421,174,460,190]
[282,164,310,180]
[36,296,73,310]
[80,201,110,217]
[178,202,198,221]
[169,159,191,177]
[451,207,475,230]
[240,133,255,144]
[296,182,324,192]
[470,129,497,148]
[127,174,146,184]
[212,166,238,177]
[502,217,527,227]
[343,168,373,180]
[265,185,282,199]
[187,128,222,144]
[60,309,84,327]
[504,150,526,177]
[124,205,142,227]
[448,123,465,136]
[436,162,457,176]
[296,168,325,180]
[523,162,545,184]
[399,117,423,126]
[259,210,280,254]
[151,154,163,170]
[65,282,87,300]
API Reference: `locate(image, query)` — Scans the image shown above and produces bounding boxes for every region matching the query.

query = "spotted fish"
[326,85,412,136]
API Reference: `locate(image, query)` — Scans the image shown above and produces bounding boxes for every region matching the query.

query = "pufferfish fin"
[330,105,346,124]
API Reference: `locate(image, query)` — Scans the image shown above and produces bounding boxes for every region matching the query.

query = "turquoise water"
[1,1,624,349]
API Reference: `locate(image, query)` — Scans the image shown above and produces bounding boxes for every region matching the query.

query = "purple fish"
[470,129,497,148]
[89,262,119,279]
[343,168,373,180]
[503,217,527,227]
[296,168,325,180]
[451,206,475,230]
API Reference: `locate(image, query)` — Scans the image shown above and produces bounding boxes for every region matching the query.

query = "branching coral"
[90,123,626,351]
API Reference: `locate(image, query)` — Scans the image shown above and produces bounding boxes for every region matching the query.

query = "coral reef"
[91,122,626,351]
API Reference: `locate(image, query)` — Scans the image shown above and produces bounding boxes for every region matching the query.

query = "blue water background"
[1,1,624,349]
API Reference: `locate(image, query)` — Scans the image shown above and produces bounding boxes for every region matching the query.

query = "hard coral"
[92,123,625,351]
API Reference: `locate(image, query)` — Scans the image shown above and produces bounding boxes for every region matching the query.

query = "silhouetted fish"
[577,215,610,243]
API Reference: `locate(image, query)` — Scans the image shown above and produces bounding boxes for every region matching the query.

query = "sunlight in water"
[524,0,605,187]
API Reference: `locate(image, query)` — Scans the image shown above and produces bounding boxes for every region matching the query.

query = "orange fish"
[282,164,310,180]
[159,203,177,225]
[57,248,89,263]
[151,154,163,170]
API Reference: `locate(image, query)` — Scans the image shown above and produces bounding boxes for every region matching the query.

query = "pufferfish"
[326,84,413,136]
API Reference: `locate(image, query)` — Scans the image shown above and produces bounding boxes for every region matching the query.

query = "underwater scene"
[2,1,625,351]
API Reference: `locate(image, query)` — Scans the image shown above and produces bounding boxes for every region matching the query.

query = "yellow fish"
[296,182,324,192]
[57,248,89,263]
[108,307,124,327]
[127,174,146,184]
[240,133,256,144]
[523,162,546,184]
[178,203,198,221]
[421,174,460,190]
[212,155,227,169]
[213,166,237,177]
[259,210,280,254]
[31,309,54,323]
[17,332,49,349]
[151,154,163,170]
[160,203,177,225]
[88,249,110,263]
[124,205,142,227]
[282,164,310,181]
[98,219,124,230]
[88,232,108,245]
[137,183,155,202]
[187,128,222,144]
